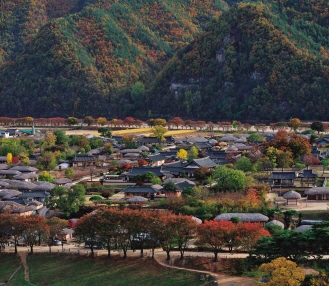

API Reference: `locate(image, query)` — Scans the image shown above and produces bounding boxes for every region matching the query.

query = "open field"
[8,253,204,286]
[165,130,197,136]
[112,128,152,135]
[0,253,21,284]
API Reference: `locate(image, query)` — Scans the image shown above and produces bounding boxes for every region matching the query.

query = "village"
[0,117,329,285]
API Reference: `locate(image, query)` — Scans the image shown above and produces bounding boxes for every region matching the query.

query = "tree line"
[74,208,269,261]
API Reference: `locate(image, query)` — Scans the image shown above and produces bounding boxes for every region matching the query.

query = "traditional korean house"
[147,154,166,166]
[72,155,97,167]
[122,185,162,200]
[298,169,318,186]
[185,157,217,169]
[270,171,297,187]
[125,166,166,181]
[10,166,38,173]
[305,187,329,200]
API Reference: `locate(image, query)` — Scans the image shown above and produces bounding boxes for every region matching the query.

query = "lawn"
[10,253,204,286]
[0,253,21,283]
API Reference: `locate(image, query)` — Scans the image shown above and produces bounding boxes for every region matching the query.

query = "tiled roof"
[127,166,164,177]
[148,154,166,162]
[122,186,159,194]
[20,192,48,198]
[187,157,217,168]
[72,155,97,162]
[10,166,38,172]
[270,172,297,179]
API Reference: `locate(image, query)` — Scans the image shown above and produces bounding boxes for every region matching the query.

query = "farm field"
[8,253,204,286]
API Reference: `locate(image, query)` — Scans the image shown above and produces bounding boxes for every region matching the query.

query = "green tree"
[131,82,145,110]
[247,133,265,143]
[46,184,86,217]
[38,171,54,182]
[311,121,324,134]
[64,167,74,179]
[235,156,253,172]
[98,127,112,137]
[67,117,78,126]
[153,118,167,126]
[37,152,57,170]
[53,130,68,146]
[189,146,198,159]
[151,125,167,143]
[213,165,246,191]
[276,151,293,171]
[84,116,94,126]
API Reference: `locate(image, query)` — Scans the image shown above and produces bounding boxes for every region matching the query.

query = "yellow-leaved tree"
[176,149,188,160]
[257,257,305,286]
[6,153,12,164]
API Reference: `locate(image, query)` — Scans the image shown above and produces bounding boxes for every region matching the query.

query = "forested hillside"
[149,0,329,121]
[0,0,227,118]
[1,0,329,120]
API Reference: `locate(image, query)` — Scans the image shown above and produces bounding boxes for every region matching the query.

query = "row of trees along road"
[74,208,269,261]
[0,214,67,254]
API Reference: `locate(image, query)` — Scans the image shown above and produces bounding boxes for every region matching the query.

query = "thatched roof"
[124,153,140,157]
[305,187,329,195]
[32,181,56,191]
[191,216,202,224]
[0,201,33,214]
[0,181,10,188]
[10,166,38,172]
[13,173,38,180]
[126,196,148,203]
[138,145,149,151]
[5,180,37,190]
[226,145,239,152]
[0,189,22,199]
[0,170,22,176]
[266,220,284,228]
[54,178,72,185]
[63,183,74,189]
[221,135,238,142]
[283,190,301,199]
[214,213,269,222]
[0,164,8,170]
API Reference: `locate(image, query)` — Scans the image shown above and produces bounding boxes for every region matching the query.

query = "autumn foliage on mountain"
[2,0,329,120]
[0,0,227,118]
[150,0,329,121]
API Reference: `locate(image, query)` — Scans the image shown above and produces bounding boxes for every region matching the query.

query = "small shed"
[283,190,301,205]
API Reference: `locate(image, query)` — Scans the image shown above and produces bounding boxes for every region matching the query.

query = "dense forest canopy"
[1,0,329,120]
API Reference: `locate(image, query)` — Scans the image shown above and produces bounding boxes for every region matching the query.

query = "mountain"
[0,0,227,118]
[149,1,329,121]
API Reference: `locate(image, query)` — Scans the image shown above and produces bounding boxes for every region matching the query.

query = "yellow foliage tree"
[151,125,167,142]
[289,118,301,132]
[176,149,188,160]
[6,153,12,164]
[97,117,107,126]
[257,257,305,286]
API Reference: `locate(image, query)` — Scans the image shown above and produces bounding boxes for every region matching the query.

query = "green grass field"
[0,253,21,283]
[8,253,204,286]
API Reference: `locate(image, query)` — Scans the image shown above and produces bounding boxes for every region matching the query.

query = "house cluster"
[0,164,72,215]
